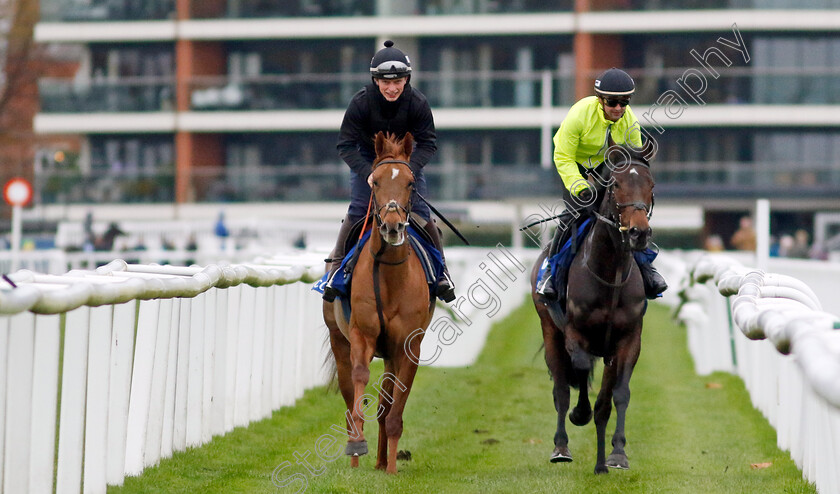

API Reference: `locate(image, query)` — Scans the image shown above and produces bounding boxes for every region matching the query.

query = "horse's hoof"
[549,446,572,463]
[594,464,610,474]
[569,407,592,426]
[345,440,368,456]
[606,453,629,469]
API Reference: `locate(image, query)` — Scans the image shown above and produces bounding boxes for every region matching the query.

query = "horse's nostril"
[629,227,641,238]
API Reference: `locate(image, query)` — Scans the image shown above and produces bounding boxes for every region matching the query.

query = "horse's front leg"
[326,321,361,468]
[382,349,420,474]
[375,359,396,470]
[565,328,593,427]
[346,326,377,462]
[606,329,641,470]
[593,360,617,474]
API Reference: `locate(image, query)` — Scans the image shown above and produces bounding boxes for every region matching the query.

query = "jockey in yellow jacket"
[537,68,667,300]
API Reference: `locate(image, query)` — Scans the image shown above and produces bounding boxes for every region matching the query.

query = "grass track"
[112,299,816,493]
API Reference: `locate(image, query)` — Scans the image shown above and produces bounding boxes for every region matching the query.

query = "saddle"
[312,213,443,302]
[539,216,593,311]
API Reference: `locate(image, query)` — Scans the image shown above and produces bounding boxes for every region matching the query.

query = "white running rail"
[0,252,328,494]
[662,251,840,494]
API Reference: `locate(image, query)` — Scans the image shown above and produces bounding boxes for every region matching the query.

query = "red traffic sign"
[4,178,33,206]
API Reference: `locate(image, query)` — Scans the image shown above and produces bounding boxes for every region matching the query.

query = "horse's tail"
[321,326,339,392]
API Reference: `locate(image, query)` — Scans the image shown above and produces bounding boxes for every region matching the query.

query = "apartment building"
[32,0,840,236]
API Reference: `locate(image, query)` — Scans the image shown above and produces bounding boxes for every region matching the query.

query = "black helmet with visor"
[370,40,412,80]
[594,68,635,97]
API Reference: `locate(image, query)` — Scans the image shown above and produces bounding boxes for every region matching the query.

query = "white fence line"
[663,251,840,494]
[0,252,329,493]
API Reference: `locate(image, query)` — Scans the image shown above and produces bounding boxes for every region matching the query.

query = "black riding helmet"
[594,68,635,97]
[370,40,412,81]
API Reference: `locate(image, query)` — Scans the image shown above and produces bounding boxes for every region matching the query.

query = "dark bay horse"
[323,132,434,474]
[530,145,655,474]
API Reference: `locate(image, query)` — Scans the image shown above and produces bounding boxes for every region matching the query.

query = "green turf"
[110,300,816,493]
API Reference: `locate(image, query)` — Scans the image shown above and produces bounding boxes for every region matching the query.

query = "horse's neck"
[584,219,631,278]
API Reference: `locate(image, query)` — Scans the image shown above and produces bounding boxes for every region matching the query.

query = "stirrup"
[536,275,557,299]
[322,263,343,302]
[641,265,668,299]
[436,270,456,302]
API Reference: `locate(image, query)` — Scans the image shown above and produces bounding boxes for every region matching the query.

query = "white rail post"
[4,312,36,494]
[0,316,10,491]
[756,198,770,273]
[144,298,174,469]
[106,302,137,486]
[30,314,61,494]
[56,308,90,494]
[83,306,112,493]
[124,299,161,476]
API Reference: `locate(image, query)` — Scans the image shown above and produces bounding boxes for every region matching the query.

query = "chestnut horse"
[323,132,434,474]
[530,145,655,474]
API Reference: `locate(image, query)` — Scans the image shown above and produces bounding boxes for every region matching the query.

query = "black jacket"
[337,83,437,177]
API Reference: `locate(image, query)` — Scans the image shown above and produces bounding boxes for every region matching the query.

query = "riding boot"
[422,220,456,303]
[634,251,668,299]
[323,214,356,302]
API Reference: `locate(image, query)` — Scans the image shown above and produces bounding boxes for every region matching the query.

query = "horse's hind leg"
[375,359,396,470]
[537,307,573,463]
[605,330,641,471]
[347,327,377,461]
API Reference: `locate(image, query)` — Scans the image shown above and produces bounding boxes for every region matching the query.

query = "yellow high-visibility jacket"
[552,95,643,196]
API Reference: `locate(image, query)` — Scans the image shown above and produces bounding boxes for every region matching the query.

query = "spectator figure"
[83,211,95,252]
[214,211,230,251]
[730,216,757,251]
[778,234,794,258]
[704,234,724,252]
[787,229,811,259]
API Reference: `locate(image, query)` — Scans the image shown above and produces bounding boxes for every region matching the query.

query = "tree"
[0,0,41,188]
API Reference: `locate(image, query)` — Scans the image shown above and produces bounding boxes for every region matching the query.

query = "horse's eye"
[372,181,378,187]
[408,182,415,189]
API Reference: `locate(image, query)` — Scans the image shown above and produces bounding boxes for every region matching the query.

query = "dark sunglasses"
[603,97,630,108]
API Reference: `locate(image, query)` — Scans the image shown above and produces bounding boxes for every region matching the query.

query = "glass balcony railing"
[186,71,575,111]
[40,0,175,22]
[595,0,838,10]
[39,78,176,113]
[33,160,840,205]
[189,0,572,19]
[624,66,840,105]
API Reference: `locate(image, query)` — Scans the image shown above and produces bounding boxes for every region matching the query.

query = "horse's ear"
[374,132,386,157]
[402,132,414,156]
[607,131,616,148]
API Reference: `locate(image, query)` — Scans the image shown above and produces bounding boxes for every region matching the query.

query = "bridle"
[368,157,416,337]
[585,159,655,358]
[368,158,415,265]
[591,161,654,250]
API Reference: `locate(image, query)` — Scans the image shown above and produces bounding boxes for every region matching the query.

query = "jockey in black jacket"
[323,40,455,303]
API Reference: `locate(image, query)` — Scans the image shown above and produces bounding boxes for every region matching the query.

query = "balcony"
[40,0,175,21]
[39,78,176,113]
[32,159,840,206]
[188,0,573,19]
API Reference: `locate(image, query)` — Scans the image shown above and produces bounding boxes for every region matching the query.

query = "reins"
[585,161,653,357]
[369,158,414,337]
